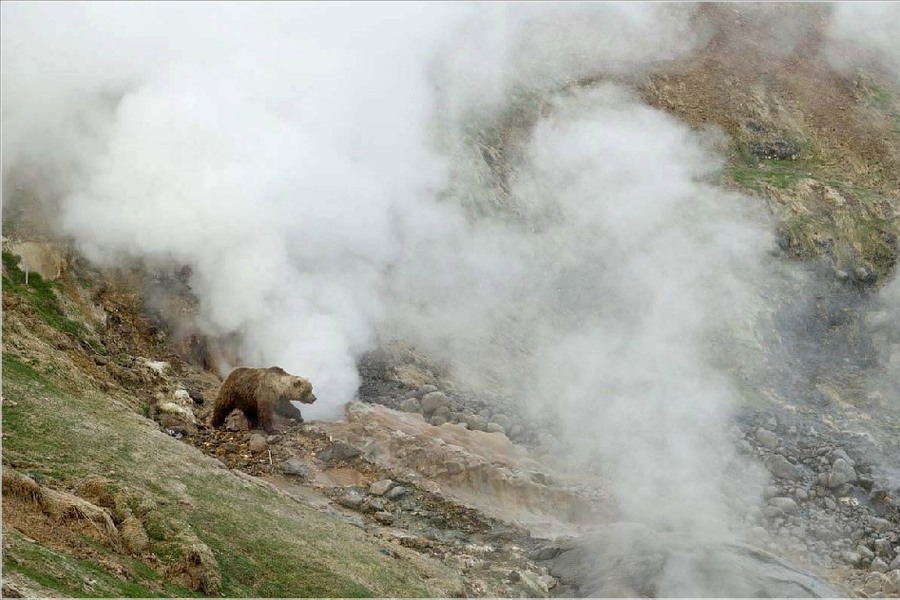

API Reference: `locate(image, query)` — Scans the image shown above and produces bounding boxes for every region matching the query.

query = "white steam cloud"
[826,2,900,80]
[3,1,778,565]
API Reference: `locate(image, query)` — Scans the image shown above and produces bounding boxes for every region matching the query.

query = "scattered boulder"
[768,497,799,515]
[374,511,395,525]
[433,405,451,419]
[486,422,506,435]
[319,441,361,463]
[755,428,779,450]
[464,414,488,432]
[842,551,863,567]
[874,538,893,558]
[385,486,408,501]
[826,458,857,488]
[444,461,464,475]
[421,392,449,416]
[399,398,421,414]
[857,544,876,563]
[369,479,395,497]
[764,454,801,481]
[416,384,438,398]
[280,458,309,478]
[871,558,889,573]
[863,573,885,595]
[490,414,513,430]
[336,491,365,510]
[883,570,900,595]
[870,517,893,533]
[225,411,250,432]
[248,434,267,454]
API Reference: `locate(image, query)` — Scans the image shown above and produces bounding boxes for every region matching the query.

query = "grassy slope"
[1,345,460,597]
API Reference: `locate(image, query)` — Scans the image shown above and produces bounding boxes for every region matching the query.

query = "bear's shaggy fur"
[210,367,316,433]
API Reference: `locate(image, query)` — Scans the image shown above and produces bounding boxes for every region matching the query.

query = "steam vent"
[3,3,899,598]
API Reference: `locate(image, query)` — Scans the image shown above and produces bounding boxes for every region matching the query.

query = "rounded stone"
[399,398,421,414]
[421,392,449,415]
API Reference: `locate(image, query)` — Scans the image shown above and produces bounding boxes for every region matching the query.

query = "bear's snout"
[306,394,317,404]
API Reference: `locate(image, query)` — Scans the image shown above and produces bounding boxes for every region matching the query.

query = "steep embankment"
[1,255,463,598]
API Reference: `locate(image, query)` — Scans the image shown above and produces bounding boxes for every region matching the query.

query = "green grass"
[2,250,82,336]
[1,351,456,598]
[723,141,817,192]
[2,530,198,598]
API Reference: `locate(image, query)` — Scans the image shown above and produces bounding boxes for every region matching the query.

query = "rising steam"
[7,4,894,594]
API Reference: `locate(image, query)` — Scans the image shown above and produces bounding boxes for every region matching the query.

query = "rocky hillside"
[3,3,900,598]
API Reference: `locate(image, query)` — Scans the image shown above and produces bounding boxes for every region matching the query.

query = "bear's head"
[267,367,317,404]
[286,375,316,404]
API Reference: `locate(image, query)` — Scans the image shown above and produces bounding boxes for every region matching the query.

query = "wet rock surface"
[546,523,840,597]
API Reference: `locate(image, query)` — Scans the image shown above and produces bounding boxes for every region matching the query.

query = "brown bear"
[210,366,316,433]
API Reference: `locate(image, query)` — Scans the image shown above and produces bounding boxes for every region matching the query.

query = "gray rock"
[548,522,840,597]
[508,424,524,440]
[755,428,779,450]
[769,497,799,515]
[890,556,900,571]
[490,414,512,430]
[415,384,438,398]
[827,448,854,466]
[828,459,857,488]
[429,415,447,427]
[336,492,365,509]
[872,558,889,573]
[365,498,385,512]
[399,398,421,414]
[858,545,876,563]
[465,414,488,432]
[854,266,876,284]
[884,570,900,595]
[842,551,863,567]
[863,573,885,595]
[444,461,464,475]
[421,392,449,415]
[433,405,451,419]
[374,511,394,525]
[248,433,267,454]
[280,458,309,478]
[870,517,893,533]
[369,479,395,496]
[528,546,562,561]
[318,441,361,463]
[874,538,893,558]
[765,454,801,481]
[486,422,506,435]
[266,434,282,444]
[763,505,782,519]
[385,485,408,501]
